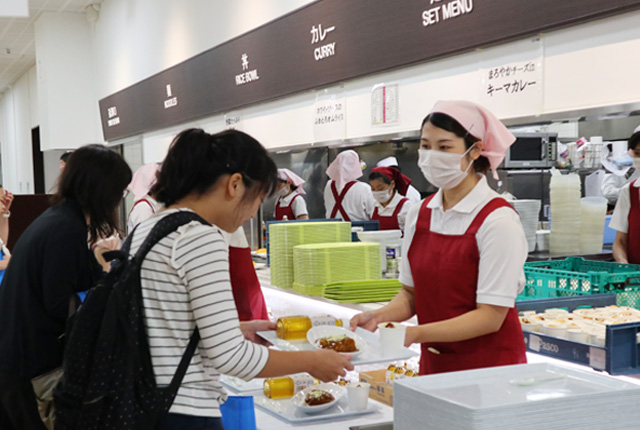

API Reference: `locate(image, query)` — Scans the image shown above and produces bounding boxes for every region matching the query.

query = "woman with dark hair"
[352,101,528,376]
[611,128,640,263]
[368,166,412,232]
[0,144,132,429]
[134,129,352,429]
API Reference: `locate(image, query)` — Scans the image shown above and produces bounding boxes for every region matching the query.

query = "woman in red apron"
[274,168,309,220]
[324,150,375,221]
[611,129,640,263]
[351,100,528,375]
[226,227,269,321]
[369,166,413,232]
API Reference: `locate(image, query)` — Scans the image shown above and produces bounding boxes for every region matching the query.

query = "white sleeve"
[360,183,376,221]
[292,195,308,218]
[601,174,625,204]
[398,202,421,287]
[128,202,155,234]
[475,208,528,307]
[324,181,333,218]
[172,225,268,381]
[397,199,413,233]
[609,184,632,233]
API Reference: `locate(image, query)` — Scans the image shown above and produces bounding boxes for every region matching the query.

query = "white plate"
[291,383,345,414]
[257,327,418,366]
[306,326,366,358]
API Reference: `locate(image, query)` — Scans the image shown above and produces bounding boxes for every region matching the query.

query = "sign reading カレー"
[100,0,640,141]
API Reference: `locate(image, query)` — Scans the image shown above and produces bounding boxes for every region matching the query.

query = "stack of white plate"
[394,363,640,430]
[580,196,607,254]
[509,200,541,253]
[549,173,581,256]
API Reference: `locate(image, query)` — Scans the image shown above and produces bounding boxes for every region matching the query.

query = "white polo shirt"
[274,191,308,219]
[371,191,414,232]
[404,185,422,204]
[324,180,376,221]
[399,176,528,307]
[609,180,640,234]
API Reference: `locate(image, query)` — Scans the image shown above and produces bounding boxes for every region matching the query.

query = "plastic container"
[519,257,640,308]
[516,294,640,375]
[357,230,402,274]
[263,374,319,399]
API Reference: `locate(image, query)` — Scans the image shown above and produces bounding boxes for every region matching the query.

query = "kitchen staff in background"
[351,100,528,375]
[610,128,640,264]
[602,126,640,209]
[222,226,269,321]
[324,150,375,221]
[127,163,162,234]
[376,156,422,204]
[274,168,309,220]
[368,166,412,232]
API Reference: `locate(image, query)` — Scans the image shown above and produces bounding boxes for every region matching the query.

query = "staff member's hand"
[349,310,379,332]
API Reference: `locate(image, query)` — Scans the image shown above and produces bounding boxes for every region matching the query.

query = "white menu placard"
[479,37,543,118]
[371,83,399,126]
[313,86,346,142]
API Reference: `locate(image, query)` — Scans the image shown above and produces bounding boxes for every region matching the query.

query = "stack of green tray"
[292,242,381,296]
[269,221,351,289]
[323,279,402,303]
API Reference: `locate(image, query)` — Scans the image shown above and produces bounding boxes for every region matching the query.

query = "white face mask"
[277,186,290,198]
[372,189,393,204]
[633,158,640,172]
[418,145,475,190]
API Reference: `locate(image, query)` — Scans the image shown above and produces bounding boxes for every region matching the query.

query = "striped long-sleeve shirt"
[129,209,269,417]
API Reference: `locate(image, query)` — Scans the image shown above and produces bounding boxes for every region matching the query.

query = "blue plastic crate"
[516,294,640,375]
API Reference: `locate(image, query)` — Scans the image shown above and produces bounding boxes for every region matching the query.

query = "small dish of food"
[306,326,366,357]
[292,383,346,414]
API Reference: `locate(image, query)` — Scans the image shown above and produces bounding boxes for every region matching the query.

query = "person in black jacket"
[0,144,132,430]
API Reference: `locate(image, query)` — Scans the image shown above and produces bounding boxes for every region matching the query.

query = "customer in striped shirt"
[131,129,353,430]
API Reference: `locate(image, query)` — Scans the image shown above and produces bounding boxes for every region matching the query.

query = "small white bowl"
[306,326,366,358]
[542,322,568,339]
[291,383,345,414]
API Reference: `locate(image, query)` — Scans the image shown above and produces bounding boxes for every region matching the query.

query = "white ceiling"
[0,0,96,94]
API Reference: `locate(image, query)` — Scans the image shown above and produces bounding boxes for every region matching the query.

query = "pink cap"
[326,150,363,192]
[277,168,306,195]
[429,100,516,179]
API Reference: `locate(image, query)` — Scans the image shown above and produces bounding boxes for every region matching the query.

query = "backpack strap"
[129,211,209,414]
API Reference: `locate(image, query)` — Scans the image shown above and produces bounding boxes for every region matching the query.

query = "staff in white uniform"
[376,156,422,204]
[351,100,528,376]
[368,166,412,232]
[127,163,162,234]
[324,150,375,221]
[274,168,309,220]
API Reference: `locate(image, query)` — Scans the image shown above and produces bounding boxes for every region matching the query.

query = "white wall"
[35,12,102,151]
[0,66,36,194]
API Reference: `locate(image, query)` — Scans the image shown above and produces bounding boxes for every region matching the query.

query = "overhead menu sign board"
[100,0,640,141]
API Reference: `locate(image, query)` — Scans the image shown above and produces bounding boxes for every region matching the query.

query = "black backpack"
[54,211,207,430]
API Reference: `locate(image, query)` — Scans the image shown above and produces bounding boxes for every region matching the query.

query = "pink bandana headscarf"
[128,163,160,201]
[326,150,363,192]
[429,100,516,179]
[277,168,306,195]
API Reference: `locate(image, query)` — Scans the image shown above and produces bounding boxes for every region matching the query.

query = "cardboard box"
[359,369,393,406]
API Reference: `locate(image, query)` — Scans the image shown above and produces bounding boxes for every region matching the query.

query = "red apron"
[408,196,527,375]
[628,180,640,264]
[372,197,408,230]
[275,193,301,220]
[229,246,269,321]
[330,181,357,221]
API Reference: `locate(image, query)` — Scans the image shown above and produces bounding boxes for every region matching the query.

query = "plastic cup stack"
[549,172,581,256]
[579,196,607,255]
[509,200,541,253]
